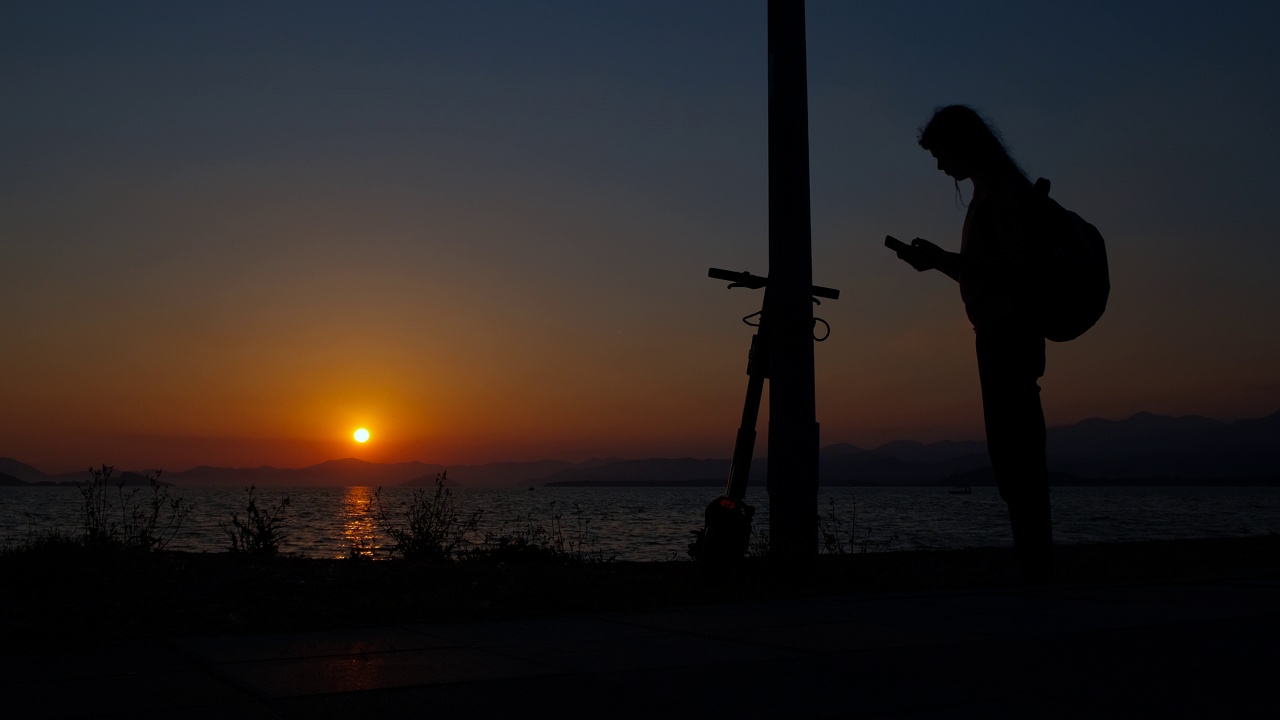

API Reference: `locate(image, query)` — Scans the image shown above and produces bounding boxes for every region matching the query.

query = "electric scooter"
[689,267,838,561]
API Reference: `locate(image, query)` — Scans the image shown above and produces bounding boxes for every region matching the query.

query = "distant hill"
[1046,410,1280,481]
[939,466,1278,488]
[539,458,732,487]
[0,463,166,487]
[863,439,988,464]
[401,460,582,488]
[539,410,1280,487]
[5,409,1277,488]
[0,458,86,485]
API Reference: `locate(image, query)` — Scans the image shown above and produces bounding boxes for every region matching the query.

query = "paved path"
[4,575,1278,719]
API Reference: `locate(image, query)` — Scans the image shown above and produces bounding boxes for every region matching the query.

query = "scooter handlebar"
[708,267,767,289]
[707,267,839,300]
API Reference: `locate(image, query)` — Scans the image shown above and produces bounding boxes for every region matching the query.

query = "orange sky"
[3,3,1278,473]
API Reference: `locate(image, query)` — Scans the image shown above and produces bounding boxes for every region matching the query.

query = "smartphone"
[884,235,910,253]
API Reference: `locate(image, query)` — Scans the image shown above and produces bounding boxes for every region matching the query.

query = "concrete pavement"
[4,574,1278,719]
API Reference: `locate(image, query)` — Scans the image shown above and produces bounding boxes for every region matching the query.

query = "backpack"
[1032,177,1110,342]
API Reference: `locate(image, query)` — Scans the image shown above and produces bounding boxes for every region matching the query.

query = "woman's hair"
[918,105,1029,185]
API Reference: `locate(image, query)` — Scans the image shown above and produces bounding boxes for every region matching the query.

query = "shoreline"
[7,479,1280,488]
[3,534,1277,654]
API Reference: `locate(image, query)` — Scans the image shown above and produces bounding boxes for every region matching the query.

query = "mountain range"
[3,410,1277,489]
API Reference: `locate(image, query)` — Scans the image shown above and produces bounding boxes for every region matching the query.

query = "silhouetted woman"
[893,105,1053,577]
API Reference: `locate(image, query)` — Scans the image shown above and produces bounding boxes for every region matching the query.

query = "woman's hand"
[894,237,960,281]
[898,238,944,271]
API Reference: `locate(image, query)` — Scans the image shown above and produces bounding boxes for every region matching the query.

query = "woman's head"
[918,105,1027,185]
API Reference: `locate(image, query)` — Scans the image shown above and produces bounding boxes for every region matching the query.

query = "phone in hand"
[884,235,910,253]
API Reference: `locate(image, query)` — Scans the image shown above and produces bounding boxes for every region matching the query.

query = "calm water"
[2,485,1277,562]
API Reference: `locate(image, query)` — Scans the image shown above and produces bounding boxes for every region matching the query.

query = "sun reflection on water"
[341,486,380,559]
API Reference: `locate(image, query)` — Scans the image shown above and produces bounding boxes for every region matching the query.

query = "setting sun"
[353,428,370,443]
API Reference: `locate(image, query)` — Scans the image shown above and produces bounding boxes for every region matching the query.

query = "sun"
[353,428,371,443]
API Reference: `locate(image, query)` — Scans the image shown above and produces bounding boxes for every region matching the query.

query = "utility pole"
[766,0,818,560]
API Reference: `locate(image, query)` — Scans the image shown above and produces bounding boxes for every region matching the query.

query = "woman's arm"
[898,238,960,281]
[932,249,961,281]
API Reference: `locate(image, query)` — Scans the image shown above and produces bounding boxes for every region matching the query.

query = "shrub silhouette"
[220,486,290,556]
[78,465,192,552]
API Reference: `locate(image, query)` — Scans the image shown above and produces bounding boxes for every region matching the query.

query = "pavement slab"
[214,645,558,698]
[489,630,804,673]
[408,615,662,647]
[180,624,455,664]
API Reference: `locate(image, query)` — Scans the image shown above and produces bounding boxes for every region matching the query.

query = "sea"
[2,485,1278,562]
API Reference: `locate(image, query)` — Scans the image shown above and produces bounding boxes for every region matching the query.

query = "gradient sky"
[3,1,1278,472]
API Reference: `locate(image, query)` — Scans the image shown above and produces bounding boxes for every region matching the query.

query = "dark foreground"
[2,535,1277,651]
[2,536,1278,719]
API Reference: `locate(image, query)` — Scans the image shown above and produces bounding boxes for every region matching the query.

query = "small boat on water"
[948,485,972,495]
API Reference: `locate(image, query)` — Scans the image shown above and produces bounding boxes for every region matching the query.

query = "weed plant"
[820,496,851,555]
[118,471,194,552]
[79,464,115,548]
[220,486,291,556]
[748,526,771,557]
[819,496,898,554]
[370,473,481,562]
[82,465,196,552]
[4,465,193,556]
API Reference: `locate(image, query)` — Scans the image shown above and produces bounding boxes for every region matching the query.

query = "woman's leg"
[976,328,1053,574]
